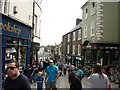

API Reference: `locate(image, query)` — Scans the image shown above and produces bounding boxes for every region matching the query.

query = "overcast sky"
[41,0,88,46]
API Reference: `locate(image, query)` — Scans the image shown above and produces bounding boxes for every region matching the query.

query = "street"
[31,71,119,89]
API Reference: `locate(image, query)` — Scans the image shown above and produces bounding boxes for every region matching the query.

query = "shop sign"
[106,51,110,53]
[75,57,81,61]
[0,22,21,35]
[99,46,120,50]
[91,46,97,49]
[105,46,118,50]
[66,55,71,59]
[86,45,91,49]
[99,46,104,49]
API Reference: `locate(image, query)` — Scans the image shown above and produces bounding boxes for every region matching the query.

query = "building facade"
[81,0,120,66]
[62,19,83,67]
[54,43,62,62]
[32,0,42,63]
[0,0,42,87]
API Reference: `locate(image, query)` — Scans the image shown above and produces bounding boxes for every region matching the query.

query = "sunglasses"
[49,62,53,63]
[6,67,16,70]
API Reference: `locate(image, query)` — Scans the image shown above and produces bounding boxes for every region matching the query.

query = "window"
[13,38,18,44]
[19,39,24,45]
[67,45,69,54]
[78,29,81,40]
[34,15,37,35]
[72,45,75,55]
[0,0,8,14]
[84,7,88,19]
[6,36,12,44]
[84,25,88,38]
[0,0,2,12]
[68,34,70,42]
[73,32,75,41]
[19,39,28,45]
[91,21,95,37]
[24,40,28,45]
[78,45,81,55]
[4,0,8,14]
[91,2,95,15]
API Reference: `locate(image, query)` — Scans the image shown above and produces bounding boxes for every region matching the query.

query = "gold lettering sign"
[0,22,21,35]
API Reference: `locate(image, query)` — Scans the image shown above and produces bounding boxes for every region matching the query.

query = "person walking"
[4,60,31,90]
[40,59,44,71]
[76,65,84,78]
[63,62,67,75]
[68,71,82,90]
[36,71,44,90]
[32,61,39,83]
[45,60,59,90]
[88,64,109,89]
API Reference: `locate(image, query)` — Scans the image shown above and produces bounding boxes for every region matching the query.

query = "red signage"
[99,46,104,49]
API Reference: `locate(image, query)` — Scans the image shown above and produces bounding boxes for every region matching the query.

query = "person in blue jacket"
[77,65,84,78]
[36,71,44,90]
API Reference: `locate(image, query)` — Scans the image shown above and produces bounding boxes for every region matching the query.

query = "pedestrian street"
[31,71,119,89]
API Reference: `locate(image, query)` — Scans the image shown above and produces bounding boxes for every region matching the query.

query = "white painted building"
[0,0,42,87]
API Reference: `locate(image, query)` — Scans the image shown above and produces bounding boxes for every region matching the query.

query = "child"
[36,71,44,90]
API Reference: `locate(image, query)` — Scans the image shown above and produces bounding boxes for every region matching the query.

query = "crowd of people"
[4,58,120,90]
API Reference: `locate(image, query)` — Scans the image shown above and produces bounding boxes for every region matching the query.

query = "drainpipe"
[30,0,35,66]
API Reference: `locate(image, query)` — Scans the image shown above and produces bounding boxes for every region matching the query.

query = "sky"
[41,0,88,46]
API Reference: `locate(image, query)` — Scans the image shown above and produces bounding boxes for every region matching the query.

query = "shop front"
[31,42,40,64]
[71,55,82,67]
[66,54,82,67]
[96,43,120,66]
[1,14,31,80]
[82,42,120,67]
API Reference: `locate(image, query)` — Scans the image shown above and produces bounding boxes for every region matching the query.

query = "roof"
[81,0,98,9]
[62,21,82,36]
[70,22,82,32]
[81,0,88,9]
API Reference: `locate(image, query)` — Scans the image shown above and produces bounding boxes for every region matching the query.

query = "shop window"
[6,36,12,44]
[5,46,17,61]
[13,37,18,44]
[24,40,28,45]
[19,47,27,70]
[19,39,28,45]
[19,39,24,45]
[112,53,119,60]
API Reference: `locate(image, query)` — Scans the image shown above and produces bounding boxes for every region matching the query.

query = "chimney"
[76,18,82,25]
